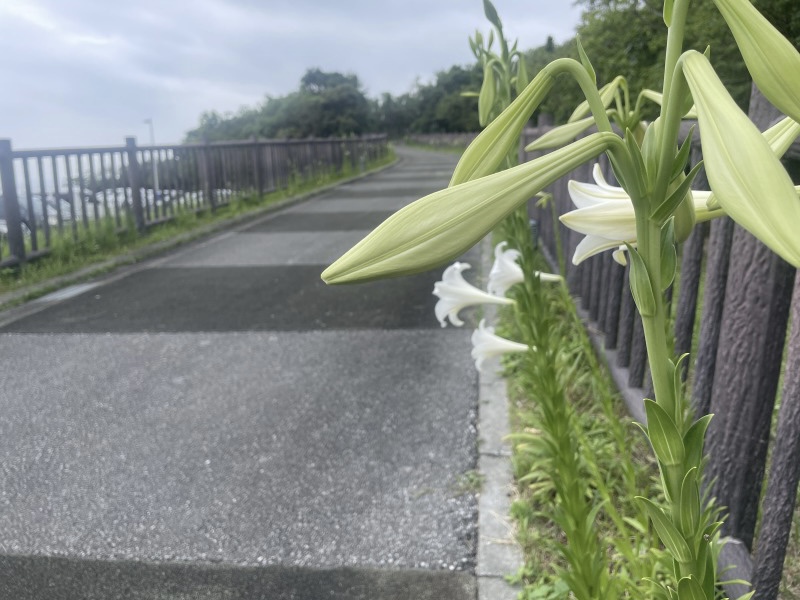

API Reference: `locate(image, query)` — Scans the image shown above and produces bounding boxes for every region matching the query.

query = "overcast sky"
[0,1,582,149]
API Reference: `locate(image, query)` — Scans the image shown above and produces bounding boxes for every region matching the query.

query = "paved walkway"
[0,147,486,599]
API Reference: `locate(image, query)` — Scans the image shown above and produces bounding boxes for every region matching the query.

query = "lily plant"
[322,0,800,597]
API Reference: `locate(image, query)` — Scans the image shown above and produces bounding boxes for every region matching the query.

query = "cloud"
[0,0,582,148]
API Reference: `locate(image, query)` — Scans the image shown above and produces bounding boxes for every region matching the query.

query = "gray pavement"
[0,147,491,599]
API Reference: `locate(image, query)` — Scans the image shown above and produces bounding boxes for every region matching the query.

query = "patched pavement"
[0,147,480,599]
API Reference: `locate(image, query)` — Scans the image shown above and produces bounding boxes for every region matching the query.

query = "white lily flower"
[488,242,564,295]
[471,318,532,372]
[433,262,514,328]
[488,242,524,296]
[561,164,722,265]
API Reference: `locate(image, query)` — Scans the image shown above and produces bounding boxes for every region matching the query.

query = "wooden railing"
[0,134,389,267]
[522,124,800,597]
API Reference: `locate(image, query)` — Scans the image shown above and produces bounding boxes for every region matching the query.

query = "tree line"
[185,0,798,143]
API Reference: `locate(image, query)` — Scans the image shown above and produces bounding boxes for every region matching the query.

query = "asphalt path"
[0,147,481,599]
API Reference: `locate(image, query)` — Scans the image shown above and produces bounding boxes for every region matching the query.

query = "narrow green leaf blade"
[626,245,656,317]
[651,160,704,224]
[637,497,694,563]
[677,576,706,600]
[644,399,685,466]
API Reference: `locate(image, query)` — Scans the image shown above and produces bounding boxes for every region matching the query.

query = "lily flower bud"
[322,133,616,284]
[682,50,800,267]
[713,0,800,124]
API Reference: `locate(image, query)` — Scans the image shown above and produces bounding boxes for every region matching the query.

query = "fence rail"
[522,123,800,598]
[0,134,389,268]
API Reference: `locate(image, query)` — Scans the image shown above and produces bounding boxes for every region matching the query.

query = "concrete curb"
[0,155,399,312]
[476,238,523,600]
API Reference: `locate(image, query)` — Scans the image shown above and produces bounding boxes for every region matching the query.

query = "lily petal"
[487,242,524,296]
[433,262,513,328]
[561,162,724,265]
[471,318,532,372]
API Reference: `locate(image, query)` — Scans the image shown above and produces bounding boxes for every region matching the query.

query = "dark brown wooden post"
[673,220,709,379]
[704,87,796,551]
[198,138,215,211]
[589,255,602,319]
[597,254,611,330]
[617,264,635,367]
[580,255,593,310]
[692,216,734,414]
[604,261,626,349]
[751,272,800,600]
[628,313,647,388]
[124,137,146,233]
[0,139,26,262]
[252,136,263,197]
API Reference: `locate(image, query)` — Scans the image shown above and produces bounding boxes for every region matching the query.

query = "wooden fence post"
[252,136,263,197]
[124,137,146,233]
[0,139,25,262]
[673,221,707,375]
[198,138,215,211]
[705,87,796,550]
[692,216,734,414]
[751,272,800,600]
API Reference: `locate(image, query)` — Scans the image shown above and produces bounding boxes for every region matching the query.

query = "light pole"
[143,118,159,193]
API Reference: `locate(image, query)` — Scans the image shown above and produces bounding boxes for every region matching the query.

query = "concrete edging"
[476,237,523,600]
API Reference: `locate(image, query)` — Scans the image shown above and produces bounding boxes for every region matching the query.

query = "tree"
[185,68,375,142]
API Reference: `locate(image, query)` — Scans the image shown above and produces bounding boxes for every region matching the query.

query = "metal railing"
[0,134,389,267]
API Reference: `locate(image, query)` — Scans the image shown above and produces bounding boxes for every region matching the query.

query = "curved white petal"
[470,319,532,372]
[567,180,630,209]
[572,235,628,265]
[433,262,513,327]
[534,271,564,283]
[591,163,624,192]
[488,242,524,296]
[560,201,638,240]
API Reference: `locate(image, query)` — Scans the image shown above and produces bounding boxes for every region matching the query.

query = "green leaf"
[625,127,648,196]
[576,35,596,85]
[524,116,598,152]
[515,54,529,94]
[679,468,700,537]
[645,399,685,467]
[637,497,694,563]
[660,218,677,291]
[651,161,704,224]
[683,414,713,468]
[641,118,662,189]
[626,245,656,317]
[569,76,622,123]
[677,576,706,600]
[670,125,696,182]
[673,353,690,406]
